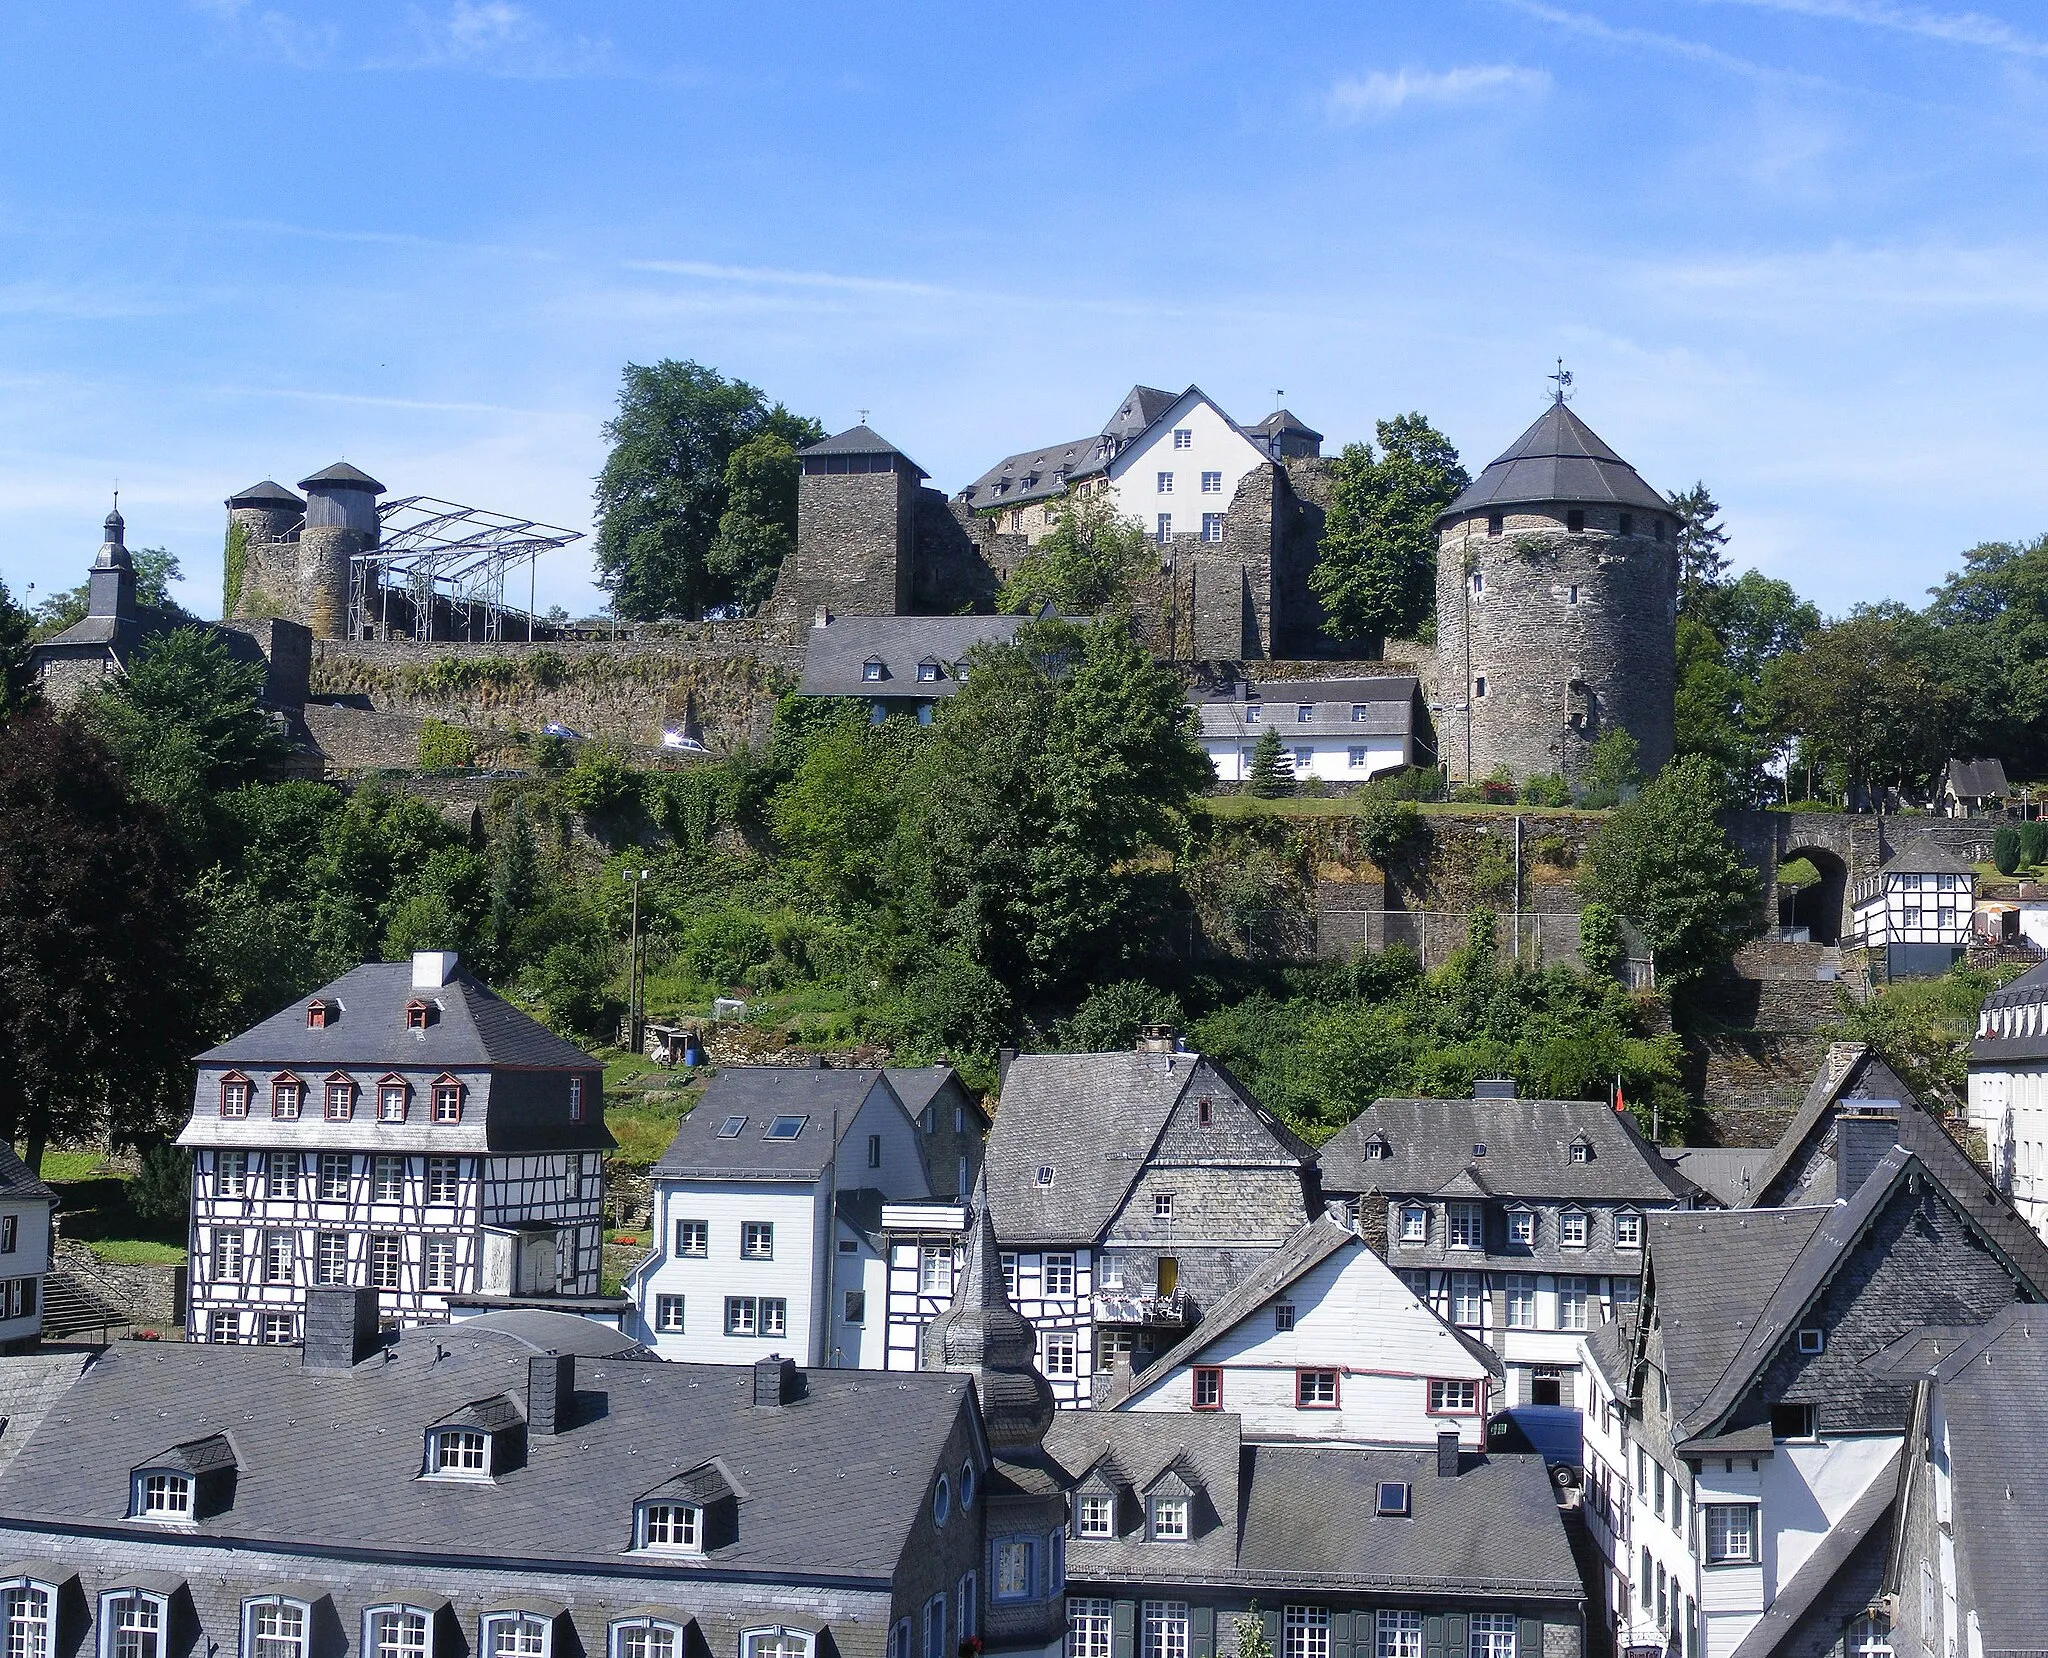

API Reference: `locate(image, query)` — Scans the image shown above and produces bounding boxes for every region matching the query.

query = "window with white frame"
[741,1221,774,1259]
[380,1081,408,1122]
[1078,1491,1114,1536]
[1557,1275,1589,1331]
[1450,1270,1485,1326]
[1,1584,50,1658]
[1202,513,1225,542]
[922,1596,946,1658]
[1377,1612,1423,1658]
[1430,1378,1479,1413]
[761,1298,786,1336]
[220,1077,251,1118]
[921,1244,953,1295]
[1173,429,1193,449]
[1847,1615,1892,1658]
[675,1218,708,1256]
[424,1238,457,1292]
[272,1078,302,1119]
[1398,1205,1428,1244]
[212,1228,246,1281]
[369,1234,402,1290]
[209,1309,241,1343]
[1560,1209,1589,1248]
[432,1082,463,1124]
[994,1539,1036,1600]
[422,1156,460,1204]
[1156,514,1172,543]
[325,1079,355,1121]
[317,1152,351,1201]
[429,1427,490,1478]
[655,1295,685,1333]
[1349,747,1368,768]
[612,1622,684,1658]
[373,1154,406,1202]
[1157,471,1174,494]
[1042,1332,1078,1377]
[368,1607,431,1658]
[1150,1495,1189,1538]
[315,1232,349,1286]
[483,1616,551,1658]
[726,1297,758,1336]
[1507,1208,1535,1246]
[1201,469,1222,492]
[1615,1209,1642,1248]
[269,1151,301,1198]
[260,1311,295,1345]
[1044,1254,1076,1296]
[1068,1601,1113,1658]
[1284,1608,1330,1658]
[637,1501,702,1552]
[134,1471,192,1520]
[217,1151,249,1198]
[1143,1602,1190,1658]
[1505,1273,1536,1328]
[246,1599,309,1658]
[1468,1616,1517,1658]
[1706,1504,1757,1563]
[1449,1203,1482,1249]
[102,1592,165,1658]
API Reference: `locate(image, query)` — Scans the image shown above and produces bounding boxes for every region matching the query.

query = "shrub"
[1367,765,1445,802]
[129,1143,193,1225]
[1579,900,1622,978]
[680,909,773,986]
[416,718,475,771]
[1519,772,1572,808]
[558,747,644,818]
[2021,821,2048,871]
[1532,833,1572,869]
[1059,979,1185,1051]
[1994,826,2022,876]
[1355,796,1422,866]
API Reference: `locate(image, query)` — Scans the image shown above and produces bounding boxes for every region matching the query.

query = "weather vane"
[1549,359,1573,406]
[858,408,870,426]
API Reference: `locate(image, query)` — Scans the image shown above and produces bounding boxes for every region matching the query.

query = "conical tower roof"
[1443,402,1668,519]
[921,1170,1055,1452]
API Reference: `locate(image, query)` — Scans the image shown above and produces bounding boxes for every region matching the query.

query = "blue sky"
[5,0,2048,622]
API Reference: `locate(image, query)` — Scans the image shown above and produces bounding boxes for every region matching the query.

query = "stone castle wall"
[774,464,918,621]
[1435,505,1677,784]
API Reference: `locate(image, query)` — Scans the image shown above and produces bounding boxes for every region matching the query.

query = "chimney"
[528,1353,575,1434]
[813,605,832,628]
[753,1354,799,1407]
[1836,1106,1901,1202]
[1472,1078,1518,1100]
[412,950,459,988]
[998,1046,1017,1090]
[1437,1428,1462,1478]
[1136,1024,1178,1054]
[302,1286,380,1369]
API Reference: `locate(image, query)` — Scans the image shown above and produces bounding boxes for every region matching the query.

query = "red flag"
[1613,1075,1626,1114]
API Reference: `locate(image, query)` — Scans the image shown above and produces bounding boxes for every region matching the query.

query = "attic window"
[917,661,941,682]
[306,1000,334,1029]
[1486,513,1503,538]
[1363,1136,1388,1160]
[764,1116,807,1140]
[1376,1480,1411,1517]
[636,1501,703,1553]
[1036,1166,1055,1187]
[1797,1328,1825,1354]
[432,1078,464,1124]
[133,1470,193,1521]
[718,1116,749,1139]
[1149,1496,1189,1541]
[1567,510,1586,534]
[1571,1141,1591,1163]
[219,1073,251,1119]
[426,1427,492,1479]
[405,1000,432,1031]
[1197,1096,1213,1127]
[1077,1491,1115,1536]
[863,659,885,682]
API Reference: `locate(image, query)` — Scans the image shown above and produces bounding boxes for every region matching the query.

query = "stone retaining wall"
[55,1241,185,1327]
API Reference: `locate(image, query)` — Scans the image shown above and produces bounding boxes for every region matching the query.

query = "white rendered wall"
[1105,398,1267,546]
[1201,735,1408,784]
[640,1181,824,1363]
[1968,1063,2048,1239]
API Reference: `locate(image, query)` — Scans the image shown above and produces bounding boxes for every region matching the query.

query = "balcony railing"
[1094,1289,1190,1326]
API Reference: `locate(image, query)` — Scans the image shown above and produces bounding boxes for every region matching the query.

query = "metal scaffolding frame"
[347,495,584,642]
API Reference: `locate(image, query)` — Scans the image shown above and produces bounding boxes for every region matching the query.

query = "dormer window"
[1615,1209,1642,1249]
[271,1075,303,1120]
[1570,1136,1593,1163]
[379,1077,409,1122]
[1560,1208,1589,1248]
[482,1615,554,1658]
[406,999,433,1031]
[102,1592,167,1658]
[1398,1205,1428,1244]
[1363,1135,1388,1160]
[325,1075,356,1121]
[1077,1490,1115,1536]
[1036,1166,1054,1187]
[432,1077,464,1125]
[917,660,941,682]
[220,1073,251,1118]
[1148,1496,1189,1541]
[305,1000,334,1029]
[244,1598,310,1658]
[1507,1207,1535,1246]
[426,1427,491,1479]
[134,1471,192,1521]
[1245,703,1262,723]
[863,658,885,682]
[636,1500,703,1553]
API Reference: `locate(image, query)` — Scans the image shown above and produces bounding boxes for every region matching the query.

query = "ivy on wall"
[222,520,248,616]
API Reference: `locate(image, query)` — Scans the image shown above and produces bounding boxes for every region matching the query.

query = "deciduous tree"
[1311,414,1469,646]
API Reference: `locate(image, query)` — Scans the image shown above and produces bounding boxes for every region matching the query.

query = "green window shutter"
[1519,1620,1542,1658]
[1115,1602,1136,1658]
[1446,1615,1467,1658]
[1427,1614,1445,1658]
[1263,1611,1281,1651]
[1193,1607,1216,1658]
[1332,1611,1354,1658]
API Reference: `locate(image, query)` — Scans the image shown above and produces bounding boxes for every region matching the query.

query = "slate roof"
[1725,1447,1899,1658]
[798,614,1057,700]
[984,1051,1311,1244]
[1661,1147,1772,1209]
[1250,409,1323,443]
[1192,678,1421,746]
[448,1307,652,1358]
[1111,1215,1501,1409]
[1047,1414,1580,1599]
[1742,1042,1919,1207]
[1104,385,1181,440]
[0,1145,56,1206]
[885,1065,985,1127]
[226,480,305,509]
[1973,959,2048,1062]
[1319,1096,1696,1203]
[0,1322,973,1579]
[0,1353,90,1476]
[196,961,598,1073]
[652,1066,895,1181]
[299,460,385,492]
[1876,833,1977,878]
[1943,758,2010,800]
[799,425,928,477]
[960,384,1253,514]
[1442,403,1668,519]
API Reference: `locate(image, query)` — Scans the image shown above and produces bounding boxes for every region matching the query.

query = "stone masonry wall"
[775,463,918,621]
[1436,506,1677,784]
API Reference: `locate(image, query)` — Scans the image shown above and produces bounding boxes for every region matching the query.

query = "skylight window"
[1376,1481,1411,1516]
[1036,1166,1055,1187]
[765,1115,807,1140]
[718,1116,748,1139]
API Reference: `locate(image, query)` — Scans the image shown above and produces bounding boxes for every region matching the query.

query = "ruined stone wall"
[1435,505,1677,784]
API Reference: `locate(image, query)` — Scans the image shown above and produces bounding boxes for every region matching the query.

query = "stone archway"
[1779,846,1850,945]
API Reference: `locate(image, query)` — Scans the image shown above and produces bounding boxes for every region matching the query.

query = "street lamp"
[623,868,651,1053]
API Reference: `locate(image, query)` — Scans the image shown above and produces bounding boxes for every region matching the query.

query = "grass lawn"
[36,1157,188,1265]
[1198,796,1598,822]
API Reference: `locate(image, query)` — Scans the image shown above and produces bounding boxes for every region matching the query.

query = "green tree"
[1579,727,1642,809]
[0,710,197,1168]
[707,433,803,609]
[416,718,475,771]
[1669,483,1730,605]
[770,709,924,909]
[592,360,823,621]
[1676,570,1818,805]
[558,745,645,819]
[1993,826,2022,877]
[1245,727,1292,798]
[1579,900,1622,978]
[1056,979,1186,1052]
[129,1142,194,1226]
[1581,754,1762,987]
[1311,415,1469,645]
[1924,534,2048,780]
[0,580,35,714]
[997,493,1154,615]
[1765,604,1954,802]
[1355,795,1422,865]
[32,546,194,638]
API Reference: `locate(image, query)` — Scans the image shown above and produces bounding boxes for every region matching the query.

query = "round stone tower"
[223,479,305,621]
[296,461,384,639]
[1434,401,1677,785]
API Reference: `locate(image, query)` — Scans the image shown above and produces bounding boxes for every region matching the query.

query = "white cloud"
[1325,63,1551,123]
[1704,0,2048,57]
[1495,0,1828,83]
[371,1,617,78]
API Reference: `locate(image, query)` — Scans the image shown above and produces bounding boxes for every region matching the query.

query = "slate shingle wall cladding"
[1765,1516,1891,1658]
[1108,1162,1311,1311]
[888,1407,992,1640]
[1435,512,1676,785]
[0,1529,900,1658]
[1730,1181,2028,1436]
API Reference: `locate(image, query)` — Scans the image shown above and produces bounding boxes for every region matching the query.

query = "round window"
[933,1475,950,1526]
[961,1463,976,1508]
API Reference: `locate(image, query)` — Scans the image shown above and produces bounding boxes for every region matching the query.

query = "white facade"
[1103,394,1269,548]
[1850,868,1973,957]
[1195,683,1416,785]
[628,1080,935,1365]
[1115,1230,1498,1446]
[1966,1063,2048,1239]
[1580,1352,1698,1658]
[0,1190,52,1347]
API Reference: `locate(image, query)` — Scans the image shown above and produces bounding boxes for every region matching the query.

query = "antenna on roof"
[1274,390,1284,413]
[1549,359,1574,406]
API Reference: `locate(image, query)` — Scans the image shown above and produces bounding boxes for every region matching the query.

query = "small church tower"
[1434,393,1678,785]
